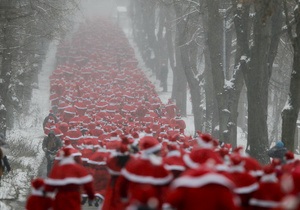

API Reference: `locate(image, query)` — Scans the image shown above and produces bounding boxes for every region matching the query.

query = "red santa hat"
[117,136,133,153]
[144,127,153,136]
[109,132,119,140]
[31,178,45,190]
[285,151,295,164]
[195,131,215,149]
[260,164,278,183]
[139,136,161,155]
[59,147,73,159]
[229,154,245,172]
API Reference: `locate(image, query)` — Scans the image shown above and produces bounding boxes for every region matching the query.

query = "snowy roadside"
[0,42,57,209]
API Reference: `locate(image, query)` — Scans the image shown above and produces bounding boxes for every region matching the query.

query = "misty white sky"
[79,0,129,19]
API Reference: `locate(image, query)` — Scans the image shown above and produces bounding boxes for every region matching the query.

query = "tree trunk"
[173,3,187,117]
[0,25,13,134]
[245,2,277,164]
[281,2,300,151]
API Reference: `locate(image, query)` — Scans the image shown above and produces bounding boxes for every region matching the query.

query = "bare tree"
[0,0,80,134]
[232,0,283,163]
[281,0,300,151]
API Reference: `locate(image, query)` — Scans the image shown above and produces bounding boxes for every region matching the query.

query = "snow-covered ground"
[0,42,57,209]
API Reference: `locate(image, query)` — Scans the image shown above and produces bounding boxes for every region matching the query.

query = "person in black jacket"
[0,134,11,185]
[42,130,62,175]
[267,141,288,163]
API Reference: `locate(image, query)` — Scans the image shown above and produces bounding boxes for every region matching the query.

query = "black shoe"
[88,199,93,206]
[94,197,103,207]
[81,197,87,205]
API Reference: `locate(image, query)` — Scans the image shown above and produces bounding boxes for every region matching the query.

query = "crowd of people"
[25,18,300,210]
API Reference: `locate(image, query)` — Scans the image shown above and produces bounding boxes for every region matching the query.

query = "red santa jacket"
[26,189,53,210]
[120,154,173,209]
[249,172,284,210]
[45,155,95,210]
[163,168,239,210]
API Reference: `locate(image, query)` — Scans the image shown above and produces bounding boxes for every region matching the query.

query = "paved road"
[82,204,102,210]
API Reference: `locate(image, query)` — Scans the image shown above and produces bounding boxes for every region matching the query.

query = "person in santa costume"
[162,167,239,210]
[182,132,223,169]
[45,147,95,210]
[102,136,132,210]
[26,178,53,210]
[249,164,284,210]
[228,154,259,210]
[120,136,173,210]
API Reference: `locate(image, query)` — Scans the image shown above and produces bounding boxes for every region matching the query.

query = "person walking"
[25,178,53,210]
[0,134,11,185]
[267,141,288,163]
[42,130,63,175]
[45,147,95,210]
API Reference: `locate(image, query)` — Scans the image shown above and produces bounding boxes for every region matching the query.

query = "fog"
[79,0,129,20]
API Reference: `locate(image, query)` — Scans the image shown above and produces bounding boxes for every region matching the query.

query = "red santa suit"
[249,165,284,210]
[165,99,177,119]
[120,136,173,209]
[163,142,186,179]
[163,167,239,210]
[183,133,223,169]
[87,147,111,200]
[45,148,95,210]
[102,138,132,210]
[228,154,259,210]
[26,178,53,210]
[281,151,300,174]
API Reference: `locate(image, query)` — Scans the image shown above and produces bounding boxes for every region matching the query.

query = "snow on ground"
[0,42,57,209]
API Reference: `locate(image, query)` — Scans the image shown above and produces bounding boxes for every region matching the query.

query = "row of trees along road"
[128,0,300,164]
[0,1,80,136]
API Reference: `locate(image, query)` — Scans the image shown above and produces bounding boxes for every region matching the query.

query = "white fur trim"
[249,170,264,177]
[183,154,200,169]
[50,97,59,101]
[229,165,245,173]
[70,152,82,157]
[164,164,185,171]
[234,183,259,194]
[215,164,229,172]
[85,145,94,150]
[107,168,121,175]
[66,136,81,141]
[172,173,234,189]
[58,105,70,109]
[87,160,106,165]
[59,156,76,165]
[196,138,214,149]
[260,173,278,183]
[121,168,173,185]
[166,150,181,157]
[64,110,76,114]
[74,105,87,110]
[46,175,93,186]
[142,143,162,155]
[110,136,120,141]
[31,188,44,196]
[249,198,280,208]
[81,157,89,161]
[286,159,296,164]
